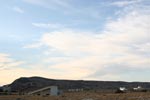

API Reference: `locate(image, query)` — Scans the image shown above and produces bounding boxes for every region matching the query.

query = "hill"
[5,77,150,93]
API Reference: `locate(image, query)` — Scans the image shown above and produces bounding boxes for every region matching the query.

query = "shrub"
[115,89,125,93]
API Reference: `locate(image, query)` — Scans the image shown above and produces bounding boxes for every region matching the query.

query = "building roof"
[28,86,57,95]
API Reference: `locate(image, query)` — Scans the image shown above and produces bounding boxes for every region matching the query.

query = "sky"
[0,0,150,85]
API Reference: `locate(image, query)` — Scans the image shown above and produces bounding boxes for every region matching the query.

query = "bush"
[115,89,125,93]
[141,89,147,92]
[0,88,3,92]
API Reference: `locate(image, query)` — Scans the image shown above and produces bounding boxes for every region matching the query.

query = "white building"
[28,86,59,96]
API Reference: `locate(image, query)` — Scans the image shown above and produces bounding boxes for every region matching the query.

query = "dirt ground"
[0,92,150,100]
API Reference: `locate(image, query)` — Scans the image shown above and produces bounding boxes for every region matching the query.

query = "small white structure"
[119,87,127,91]
[28,86,58,96]
[133,86,143,90]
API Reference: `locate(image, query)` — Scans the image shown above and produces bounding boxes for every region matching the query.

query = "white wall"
[50,86,58,96]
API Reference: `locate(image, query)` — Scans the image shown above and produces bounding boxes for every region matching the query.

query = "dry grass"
[0,92,150,100]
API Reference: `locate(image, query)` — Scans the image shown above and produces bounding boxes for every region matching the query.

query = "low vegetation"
[0,91,150,100]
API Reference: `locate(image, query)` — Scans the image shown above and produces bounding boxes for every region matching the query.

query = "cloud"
[111,0,142,7]
[23,0,102,20]
[32,23,64,29]
[0,53,24,70]
[13,6,24,13]
[23,2,150,81]
[23,42,43,48]
[23,0,71,10]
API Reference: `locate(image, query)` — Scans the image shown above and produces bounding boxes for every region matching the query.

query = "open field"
[0,92,150,100]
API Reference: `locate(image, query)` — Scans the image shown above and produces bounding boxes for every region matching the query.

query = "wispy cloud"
[23,42,43,49]
[111,0,142,7]
[0,53,24,70]
[23,0,102,20]
[23,0,71,10]
[32,23,64,29]
[13,6,24,13]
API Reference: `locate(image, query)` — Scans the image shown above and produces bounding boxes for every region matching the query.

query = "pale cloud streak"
[32,23,64,29]
[23,0,102,20]
[23,0,71,10]
[111,0,142,7]
[0,53,24,70]
[23,42,43,48]
[13,6,24,13]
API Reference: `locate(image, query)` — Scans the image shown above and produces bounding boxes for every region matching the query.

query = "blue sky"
[0,0,150,85]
